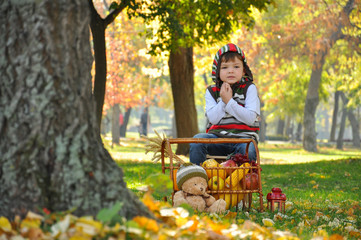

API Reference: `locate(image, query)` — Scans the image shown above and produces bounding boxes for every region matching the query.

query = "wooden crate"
[160,138,264,211]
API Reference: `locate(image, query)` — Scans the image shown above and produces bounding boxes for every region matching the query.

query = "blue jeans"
[189,133,257,165]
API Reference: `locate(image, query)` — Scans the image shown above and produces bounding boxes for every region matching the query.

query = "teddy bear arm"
[186,196,206,212]
[204,195,216,207]
[206,199,227,214]
[173,191,188,207]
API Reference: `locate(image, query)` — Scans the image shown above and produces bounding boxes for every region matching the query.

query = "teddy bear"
[173,163,227,213]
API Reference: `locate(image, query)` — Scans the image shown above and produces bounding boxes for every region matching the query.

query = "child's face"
[219,57,244,85]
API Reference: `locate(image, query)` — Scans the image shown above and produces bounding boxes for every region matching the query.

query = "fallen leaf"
[262,218,274,227]
[133,216,159,232]
[0,216,12,232]
[224,212,237,219]
[329,234,343,240]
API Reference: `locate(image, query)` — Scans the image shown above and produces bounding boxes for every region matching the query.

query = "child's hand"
[220,82,232,104]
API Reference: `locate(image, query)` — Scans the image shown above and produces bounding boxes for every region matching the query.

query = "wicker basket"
[160,138,264,211]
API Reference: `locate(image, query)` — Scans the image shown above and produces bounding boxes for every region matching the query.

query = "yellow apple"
[208,176,225,191]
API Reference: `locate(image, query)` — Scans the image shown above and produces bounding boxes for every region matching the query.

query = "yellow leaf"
[69,236,92,240]
[224,212,237,219]
[262,218,274,227]
[310,193,314,198]
[75,217,102,237]
[310,180,316,185]
[26,211,44,221]
[335,209,343,214]
[313,229,328,238]
[133,216,159,232]
[20,218,41,229]
[175,217,188,227]
[313,184,319,189]
[188,219,199,232]
[142,192,160,212]
[209,221,228,234]
[0,216,12,232]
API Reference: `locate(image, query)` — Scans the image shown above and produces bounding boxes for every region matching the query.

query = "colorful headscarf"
[211,43,253,84]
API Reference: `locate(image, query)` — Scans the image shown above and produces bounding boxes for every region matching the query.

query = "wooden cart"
[160,138,264,211]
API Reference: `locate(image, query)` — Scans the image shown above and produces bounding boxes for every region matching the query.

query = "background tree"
[89,0,139,131]
[0,0,151,220]
[137,0,272,154]
[265,0,359,152]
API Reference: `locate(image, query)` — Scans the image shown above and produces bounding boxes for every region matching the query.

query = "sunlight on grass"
[102,136,361,239]
[258,142,361,164]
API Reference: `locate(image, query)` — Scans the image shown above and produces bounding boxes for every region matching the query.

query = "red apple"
[220,159,237,176]
[243,173,259,190]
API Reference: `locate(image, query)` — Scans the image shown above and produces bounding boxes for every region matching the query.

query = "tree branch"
[104,0,130,26]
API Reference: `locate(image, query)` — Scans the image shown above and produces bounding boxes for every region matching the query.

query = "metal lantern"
[266,188,286,213]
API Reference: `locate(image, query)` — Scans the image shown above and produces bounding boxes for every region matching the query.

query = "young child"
[190,43,260,165]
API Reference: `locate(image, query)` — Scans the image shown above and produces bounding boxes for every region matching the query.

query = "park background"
[1,0,361,239]
[96,0,361,151]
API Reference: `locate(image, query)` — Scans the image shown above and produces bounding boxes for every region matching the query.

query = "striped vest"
[206,80,260,138]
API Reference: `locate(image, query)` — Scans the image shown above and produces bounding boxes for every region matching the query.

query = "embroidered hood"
[211,43,253,87]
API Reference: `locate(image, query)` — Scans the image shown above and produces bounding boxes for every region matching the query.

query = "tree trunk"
[259,107,267,143]
[336,100,347,150]
[112,104,120,145]
[276,118,285,136]
[303,51,327,152]
[120,108,132,138]
[340,92,361,148]
[88,0,130,131]
[330,91,340,142]
[296,122,302,142]
[168,47,199,155]
[348,110,361,148]
[89,1,107,132]
[0,0,151,220]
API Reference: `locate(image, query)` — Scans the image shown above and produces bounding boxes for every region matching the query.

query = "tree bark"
[259,107,267,143]
[112,104,120,145]
[303,54,326,152]
[0,0,151,220]
[336,99,347,150]
[340,92,361,148]
[348,110,361,148]
[168,47,199,155]
[276,118,285,136]
[120,108,132,137]
[296,122,302,142]
[330,91,341,142]
[89,1,107,132]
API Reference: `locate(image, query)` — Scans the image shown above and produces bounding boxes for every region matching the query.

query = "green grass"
[104,136,361,239]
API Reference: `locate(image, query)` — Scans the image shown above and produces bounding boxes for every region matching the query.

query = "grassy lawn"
[104,134,361,239]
